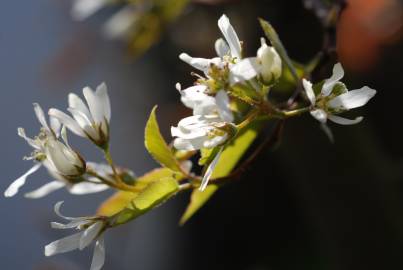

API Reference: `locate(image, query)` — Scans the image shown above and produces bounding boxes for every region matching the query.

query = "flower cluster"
[171,14,283,190]
[4,83,133,269]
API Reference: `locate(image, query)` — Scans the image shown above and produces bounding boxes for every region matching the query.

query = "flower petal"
[320,123,334,143]
[215,90,234,122]
[328,114,363,125]
[51,219,90,230]
[49,116,61,137]
[71,0,107,21]
[17,128,40,150]
[68,182,109,195]
[322,63,344,96]
[90,236,106,270]
[103,6,138,40]
[200,149,222,191]
[302,79,316,105]
[229,57,260,85]
[45,231,83,256]
[215,38,230,58]
[95,82,111,122]
[33,103,50,131]
[4,163,42,197]
[310,109,327,124]
[54,201,89,221]
[218,14,242,59]
[328,86,376,110]
[80,221,103,250]
[179,53,212,72]
[24,181,65,199]
[173,137,207,151]
[83,87,105,124]
[68,93,93,121]
[90,235,105,270]
[49,108,86,137]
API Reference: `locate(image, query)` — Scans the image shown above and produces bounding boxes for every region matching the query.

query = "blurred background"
[1,0,403,269]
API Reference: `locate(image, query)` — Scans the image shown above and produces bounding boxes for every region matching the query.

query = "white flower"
[171,115,229,151]
[45,202,106,270]
[4,103,61,197]
[179,14,242,74]
[229,38,282,85]
[49,82,111,148]
[171,88,234,151]
[4,103,109,198]
[71,0,108,21]
[302,63,376,140]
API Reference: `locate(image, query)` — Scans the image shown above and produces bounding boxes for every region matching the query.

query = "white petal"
[215,90,234,122]
[4,163,42,197]
[17,128,40,150]
[49,108,86,137]
[68,93,93,121]
[322,63,344,96]
[90,236,106,270]
[54,201,89,221]
[320,123,334,143]
[45,231,83,256]
[328,86,376,110]
[80,221,103,250]
[24,181,65,199]
[200,149,222,191]
[173,137,207,151]
[217,14,242,59]
[71,0,107,21]
[68,182,109,195]
[229,58,260,85]
[328,114,363,125]
[179,53,211,72]
[51,219,91,230]
[95,82,111,122]
[203,134,228,148]
[50,116,62,137]
[68,108,100,140]
[103,6,138,40]
[215,38,230,58]
[310,109,327,124]
[83,87,105,124]
[33,103,50,131]
[302,79,316,105]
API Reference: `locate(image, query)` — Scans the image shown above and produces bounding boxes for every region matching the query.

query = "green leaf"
[259,18,299,84]
[145,106,181,172]
[180,120,264,224]
[113,176,180,226]
[98,168,182,216]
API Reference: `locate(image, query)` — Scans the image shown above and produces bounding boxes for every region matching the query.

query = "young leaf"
[113,176,180,226]
[258,18,299,83]
[180,120,264,225]
[145,106,182,172]
[98,168,183,216]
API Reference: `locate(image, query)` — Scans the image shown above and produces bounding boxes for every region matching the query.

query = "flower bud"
[45,139,86,178]
[257,38,282,84]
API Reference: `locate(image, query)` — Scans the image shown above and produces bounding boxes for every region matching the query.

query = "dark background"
[1,0,403,269]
